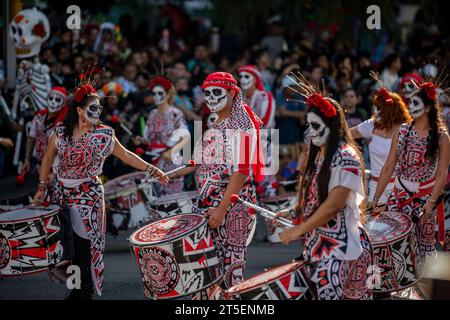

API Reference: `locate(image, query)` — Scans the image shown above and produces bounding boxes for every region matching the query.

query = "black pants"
[66,233,94,300]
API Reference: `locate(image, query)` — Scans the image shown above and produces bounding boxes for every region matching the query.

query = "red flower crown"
[74,84,97,103]
[420,82,437,100]
[307,93,336,118]
[377,87,394,106]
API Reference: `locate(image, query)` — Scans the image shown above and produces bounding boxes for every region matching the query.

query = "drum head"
[104,172,149,196]
[0,175,38,205]
[365,212,413,244]
[0,205,59,223]
[260,193,296,204]
[129,213,205,246]
[151,191,197,205]
[227,261,305,294]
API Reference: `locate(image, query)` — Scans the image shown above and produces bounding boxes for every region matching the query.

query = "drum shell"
[365,212,423,293]
[129,215,222,299]
[224,261,313,300]
[0,206,63,276]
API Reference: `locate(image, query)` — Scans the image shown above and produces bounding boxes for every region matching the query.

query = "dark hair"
[63,94,99,139]
[416,89,445,159]
[383,53,399,69]
[295,99,366,220]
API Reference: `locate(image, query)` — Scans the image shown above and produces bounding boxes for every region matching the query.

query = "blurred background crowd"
[0,0,449,186]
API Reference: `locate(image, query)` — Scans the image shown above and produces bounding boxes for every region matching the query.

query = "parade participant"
[193,72,264,296]
[33,75,169,300]
[351,86,411,207]
[23,86,68,173]
[135,76,189,195]
[275,73,373,300]
[372,81,450,258]
[399,73,423,100]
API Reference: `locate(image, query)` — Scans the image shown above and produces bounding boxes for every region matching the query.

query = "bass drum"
[0,174,38,212]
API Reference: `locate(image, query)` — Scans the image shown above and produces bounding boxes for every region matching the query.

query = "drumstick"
[230,194,294,227]
[272,180,296,189]
[136,160,196,184]
[412,193,444,223]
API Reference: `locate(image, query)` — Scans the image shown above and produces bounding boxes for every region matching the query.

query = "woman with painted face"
[33,80,169,300]
[372,81,450,259]
[275,75,373,300]
[351,87,411,208]
[22,87,68,174]
[137,76,190,195]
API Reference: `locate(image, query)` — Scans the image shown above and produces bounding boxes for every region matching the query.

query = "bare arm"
[112,135,153,171]
[350,127,363,139]
[38,134,57,183]
[430,133,450,203]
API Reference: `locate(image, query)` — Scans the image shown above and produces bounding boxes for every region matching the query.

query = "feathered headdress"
[285,71,336,118]
[71,64,105,103]
[409,64,449,101]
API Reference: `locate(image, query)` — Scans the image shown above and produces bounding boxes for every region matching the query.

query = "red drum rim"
[128,213,206,246]
[0,205,59,224]
[365,212,414,244]
[104,171,150,196]
[259,193,296,204]
[226,261,306,295]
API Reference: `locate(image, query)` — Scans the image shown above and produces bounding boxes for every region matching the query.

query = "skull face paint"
[84,102,103,125]
[401,81,416,98]
[207,112,218,128]
[239,71,255,91]
[204,86,228,112]
[307,112,330,147]
[47,91,65,113]
[152,86,167,106]
[408,96,425,118]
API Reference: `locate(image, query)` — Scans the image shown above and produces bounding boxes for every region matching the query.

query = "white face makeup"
[47,91,65,113]
[84,101,103,125]
[152,85,167,106]
[307,112,330,147]
[204,86,228,112]
[402,81,416,98]
[239,71,255,91]
[408,96,425,118]
[207,112,218,128]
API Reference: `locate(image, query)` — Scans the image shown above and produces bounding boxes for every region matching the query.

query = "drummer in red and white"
[22,86,68,174]
[275,73,373,300]
[192,72,264,298]
[33,70,169,300]
[372,80,450,259]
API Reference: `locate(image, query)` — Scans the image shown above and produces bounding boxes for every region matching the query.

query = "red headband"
[201,72,240,94]
[149,76,173,91]
[377,87,394,106]
[238,65,264,91]
[400,73,423,88]
[307,93,336,118]
[74,84,97,103]
[50,86,68,97]
[420,82,437,100]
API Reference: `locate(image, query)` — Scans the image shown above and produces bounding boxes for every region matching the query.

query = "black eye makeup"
[152,91,165,97]
[212,89,224,96]
[309,122,322,130]
[86,104,103,113]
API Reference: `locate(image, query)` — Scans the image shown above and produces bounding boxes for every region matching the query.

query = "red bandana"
[149,76,173,91]
[306,93,336,118]
[201,72,240,94]
[378,87,394,106]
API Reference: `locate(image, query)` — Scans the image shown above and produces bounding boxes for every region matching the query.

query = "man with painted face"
[351,87,411,208]
[23,86,68,174]
[139,76,189,195]
[274,76,373,300]
[373,81,450,262]
[192,72,264,298]
[33,77,169,300]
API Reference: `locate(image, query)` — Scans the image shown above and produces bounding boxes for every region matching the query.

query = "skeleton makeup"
[204,86,228,112]
[47,91,65,113]
[307,112,330,147]
[402,81,416,98]
[84,102,103,125]
[207,112,218,128]
[152,85,167,106]
[239,71,255,91]
[408,96,425,118]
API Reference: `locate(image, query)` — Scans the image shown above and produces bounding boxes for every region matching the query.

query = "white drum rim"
[259,193,297,204]
[365,211,414,245]
[226,261,306,295]
[104,171,150,196]
[128,213,206,247]
[0,205,59,224]
[150,191,198,205]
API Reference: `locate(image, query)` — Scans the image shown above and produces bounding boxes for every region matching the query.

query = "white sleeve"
[355,119,374,140]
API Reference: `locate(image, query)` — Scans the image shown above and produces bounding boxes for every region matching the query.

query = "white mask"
[204,86,227,112]
[408,96,425,118]
[47,91,65,113]
[207,112,218,128]
[84,103,103,125]
[152,86,166,106]
[239,72,255,91]
[402,81,416,98]
[307,112,330,147]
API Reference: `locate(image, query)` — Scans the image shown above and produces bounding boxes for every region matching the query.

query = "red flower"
[31,22,46,38]
[74,84,96,103]
[420,82,437,100]
[378,88,394,106]
[307,93,337,118]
